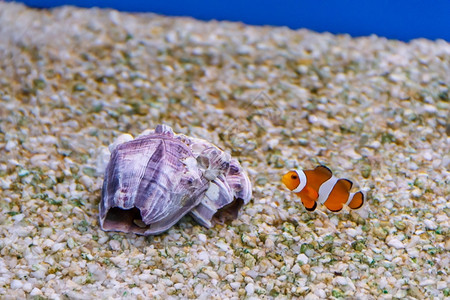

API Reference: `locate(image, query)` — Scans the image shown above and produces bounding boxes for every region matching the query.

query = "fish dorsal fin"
[292,166,332,194]
[314,165,333,177]
[315,165,332,177]
[302,165,333,194]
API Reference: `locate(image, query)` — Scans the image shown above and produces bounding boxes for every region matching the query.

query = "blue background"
[11,0,450,42]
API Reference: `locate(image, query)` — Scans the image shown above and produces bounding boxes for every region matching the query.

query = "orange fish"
[282,165,364,212]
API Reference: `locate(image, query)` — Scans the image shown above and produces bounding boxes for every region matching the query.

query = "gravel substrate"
[0,3,449,299]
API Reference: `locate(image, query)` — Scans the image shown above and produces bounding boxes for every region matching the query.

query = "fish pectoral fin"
[302,197,317,211]
[304,186,319,200]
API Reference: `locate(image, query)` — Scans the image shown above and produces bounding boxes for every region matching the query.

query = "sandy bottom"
[0,3,448,299]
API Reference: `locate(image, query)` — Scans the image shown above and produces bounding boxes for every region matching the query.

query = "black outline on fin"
[339,178,353,190]
[305,201,317,211]
[316,165,333,176]
[328,206,343,212]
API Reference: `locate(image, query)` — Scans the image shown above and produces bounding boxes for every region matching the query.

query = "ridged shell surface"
[99,124,252,235]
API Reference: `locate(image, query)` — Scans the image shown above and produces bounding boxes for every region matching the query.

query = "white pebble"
[43,135,58,145]
[165,31,177,43]
[96,147,111,175]
[30,154,48,167]
[407,247,419,258]
[31,270,46,279]
[215,241,230,252]
[131,287,144,296]
[138,274,150,282]
[109,240,121,251]
[388,73,404,83]
[420,279,435,286]
[51,242,65,252]
[291,264,301,274]
[12,214,25,222]
[423,104,437,113]
[437,281,447,290]
[198,251,209,262]
[194,283,203,296]
[406,235,420,248]
[394,289,407,298]
[369,141,381,149]
[378,277,388,289]
[297,253,309,265]
[104,67,115,77]
[5,140,17,152]
[267,138,279,149]
[98,236,109,244]
[230,282,241,290]
[79,175,94,189]
[314,288,326,298]
[23,282,33,292]
[297,65,308,74]
[335,276,348,285]
[305,293,320,300]
[387,238,405,249]
[335,73,346,83]
[308,115,318,124]
[41,227,53,237]
[203,269,218,280]
[174,283,184,289]
[197,233,207,243]
[411,188,422,198]
[10,280,23,289]
[30,288,43,296]
[67,238,76,249]
[423,151,433,161]
[265,238,275,249]
[109,256,127,268]
[346,228,358,237]
[245,283,255,295]
[424,219,437,230]
[408,162,419,171]
[60,261,70,268]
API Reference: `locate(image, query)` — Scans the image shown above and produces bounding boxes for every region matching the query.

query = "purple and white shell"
[99,124,252,235]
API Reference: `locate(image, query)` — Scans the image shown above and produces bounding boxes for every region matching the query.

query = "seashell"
[99,124,252,235]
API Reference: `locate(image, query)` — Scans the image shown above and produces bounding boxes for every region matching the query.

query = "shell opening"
[212,198,244,225]
[103,207,150,234]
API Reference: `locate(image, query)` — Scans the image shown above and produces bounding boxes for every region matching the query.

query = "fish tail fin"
[347,191,364,209]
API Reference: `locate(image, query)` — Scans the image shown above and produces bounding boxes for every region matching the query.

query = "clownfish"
[282,165,364,212]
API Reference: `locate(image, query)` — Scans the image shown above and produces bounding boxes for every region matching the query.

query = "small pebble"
[10,280,23,289]
[30,288,43,296]
[423,219,437,230]
[198,233,207,243]
[245,283,255,295]
[335,276,348,286]
[387,238,405,249]
[230,282,241,290]
[198,251,209,262]
[109,240,121,251]
[297,253,309,265]
[5,140,17,152]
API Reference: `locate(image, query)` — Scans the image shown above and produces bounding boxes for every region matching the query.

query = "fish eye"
[291,175,298,180]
